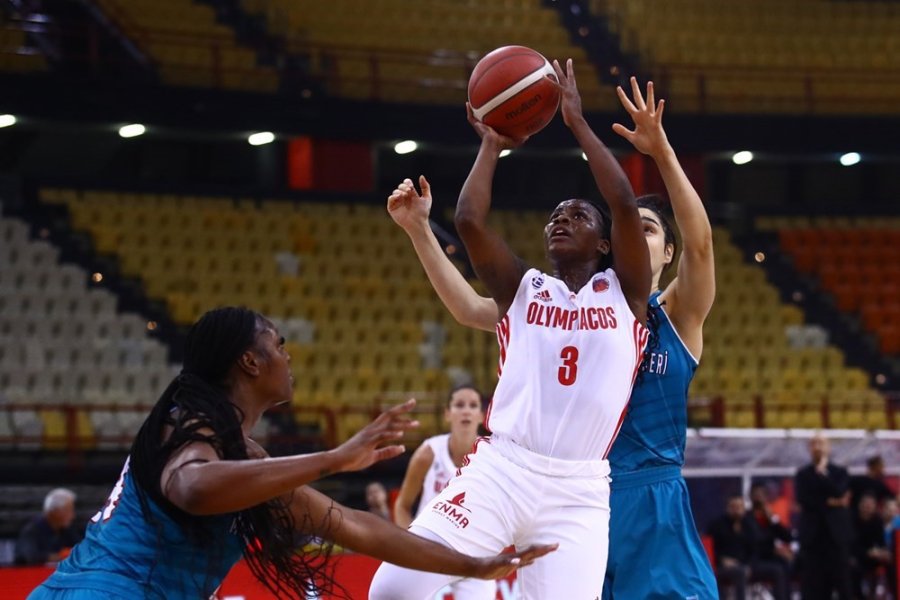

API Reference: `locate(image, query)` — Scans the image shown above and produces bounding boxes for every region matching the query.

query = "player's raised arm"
[454,105,529,319]
[387,176,498,332]
[554,59,650,324]
[614,78,715,353]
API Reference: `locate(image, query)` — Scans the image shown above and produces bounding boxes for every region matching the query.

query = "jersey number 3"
[558,345,579,386]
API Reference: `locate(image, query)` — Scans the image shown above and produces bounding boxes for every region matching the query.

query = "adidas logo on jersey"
[533,289,552,302]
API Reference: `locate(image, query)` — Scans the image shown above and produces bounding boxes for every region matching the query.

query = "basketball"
[468,45,560,140]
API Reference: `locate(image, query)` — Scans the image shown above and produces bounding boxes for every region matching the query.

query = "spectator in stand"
[852,494,892,598]
[15,488,81,565]
[708,495,757,599]
[850,455,895,512]
[709,496,788,600]
[795,434,854,599]
[749,482,793,599]
[365,481,391,520]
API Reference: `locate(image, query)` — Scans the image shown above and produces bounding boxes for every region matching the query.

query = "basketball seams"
[471,60,556,121]
[468,51,545,103]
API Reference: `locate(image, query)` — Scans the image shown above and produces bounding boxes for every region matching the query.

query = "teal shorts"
[603,465,718,600]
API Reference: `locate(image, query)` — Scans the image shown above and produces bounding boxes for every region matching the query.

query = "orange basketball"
[468,46,560,140]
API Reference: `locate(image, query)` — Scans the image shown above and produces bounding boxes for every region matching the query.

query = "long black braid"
[130,306,338,599]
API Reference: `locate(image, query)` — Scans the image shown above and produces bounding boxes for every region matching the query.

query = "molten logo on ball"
[468,46,561,139]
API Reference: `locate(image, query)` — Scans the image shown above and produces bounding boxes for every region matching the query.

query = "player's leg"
[368,525,466,600]
[515,476,610,600]
[604,477,717,599]
[369,442,519,600]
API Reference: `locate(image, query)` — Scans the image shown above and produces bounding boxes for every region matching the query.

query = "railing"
[652,62,900,114]
[7,7,900,113]
[0,393,896,457]
[0,396,448,455]
[688,392,900,429]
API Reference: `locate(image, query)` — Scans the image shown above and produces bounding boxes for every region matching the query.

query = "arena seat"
[0,212,178,450]
[38,189,893,435]
[240,0,618,110]
[771,217,900,360]
[93,0,278,92]
[591,0,900,114]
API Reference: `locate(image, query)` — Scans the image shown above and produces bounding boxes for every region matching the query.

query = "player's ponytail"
[130,306,340,599]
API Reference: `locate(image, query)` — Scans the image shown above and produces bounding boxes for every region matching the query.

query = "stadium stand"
[92,0,278,91]
[240,0,618,109]
[591,0,900,113]
[32,188,892,446]
[0,12,47,73]
[0,210,177,451]
[760,216,900,357]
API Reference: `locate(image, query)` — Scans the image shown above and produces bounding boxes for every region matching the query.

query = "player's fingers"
[551,59,565,82]
[419,175,430,197]
[512,543,559,564]
[630,76,645,110]
[466,102,479,124]
[611,123,635,141]
[566,58,575,84]
[543,74,562,90]
[656,98,665,119]
[646,80,655,110]
[615,86,638,114]
[385,398,417,416]
[373,445,406,463]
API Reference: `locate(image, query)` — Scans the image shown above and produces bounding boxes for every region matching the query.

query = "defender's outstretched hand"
[613,77,670,159]
[388,176,433,233]
[332,399,419,472]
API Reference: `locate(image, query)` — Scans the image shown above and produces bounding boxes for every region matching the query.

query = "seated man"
[709,494,790,600]
[15,488,82,565]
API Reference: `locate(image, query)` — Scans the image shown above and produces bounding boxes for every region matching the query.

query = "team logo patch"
[533,289,552,302]
[531,274,545,289]
[432,491,472,529]
[592,276,610,293]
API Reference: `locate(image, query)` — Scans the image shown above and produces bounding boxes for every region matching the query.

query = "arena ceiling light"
[499,149,511,158]
[839,152,861,166]
[732,150,754,165]
[0,114,17,128]
[248,131,275,146]
[394,140,418,155]
[118,123,146,138]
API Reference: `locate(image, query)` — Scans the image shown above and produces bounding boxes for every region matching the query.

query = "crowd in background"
[710,437,900,600]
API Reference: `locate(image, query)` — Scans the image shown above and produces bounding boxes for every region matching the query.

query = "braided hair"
[130,306,336,599]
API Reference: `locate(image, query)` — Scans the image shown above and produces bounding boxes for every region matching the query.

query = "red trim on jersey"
[456,435,490,477]
[495,315,510,377]
[489,316,511,432]
[602,319,650,459]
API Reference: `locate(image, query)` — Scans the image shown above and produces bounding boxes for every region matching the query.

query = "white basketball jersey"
[489,268,648,461]
[418,434,457,510]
